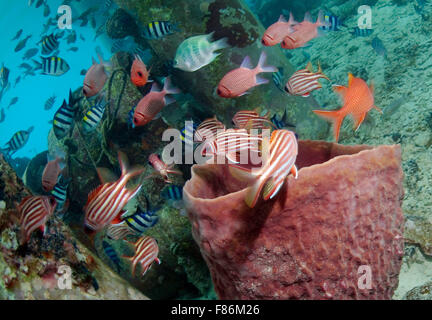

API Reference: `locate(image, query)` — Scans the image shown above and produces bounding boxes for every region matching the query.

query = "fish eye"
[138,71,143,77]
[217,88,222,96]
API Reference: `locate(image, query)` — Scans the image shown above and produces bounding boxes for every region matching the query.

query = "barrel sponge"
[184,140,404,299]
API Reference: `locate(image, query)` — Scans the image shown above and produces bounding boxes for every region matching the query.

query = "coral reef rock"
[184,140,405,299]
[0,155,148,300]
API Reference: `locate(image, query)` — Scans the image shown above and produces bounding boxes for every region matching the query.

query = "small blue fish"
[350,27,374,37]
[102,241,121,272]
[371,36,387,57]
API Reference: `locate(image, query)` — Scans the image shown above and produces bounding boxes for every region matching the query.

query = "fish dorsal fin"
[92,57,97,65]
[332,85,348,99]
[96,167,118,184]
[278,15,287,23]
[240,56,253,69]
[304,12,313,22]
[306,62,313,73]
[348,73,355,87]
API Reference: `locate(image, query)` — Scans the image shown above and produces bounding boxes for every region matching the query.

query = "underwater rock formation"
[115,0,328,140]
[184,141,405,299]
[22,151,49,195]
[106,8,140,39]
[0,155,148,300]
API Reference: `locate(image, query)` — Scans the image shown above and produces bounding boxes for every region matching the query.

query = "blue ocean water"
[0,0,112,159]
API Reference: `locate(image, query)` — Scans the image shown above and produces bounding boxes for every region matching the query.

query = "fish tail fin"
[313,109,343,142]
[32,59,42,70]
[256,51,277,74]
[163,76,181,95]
[212,37,230,51]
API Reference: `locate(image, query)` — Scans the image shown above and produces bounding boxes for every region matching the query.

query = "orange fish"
[217,51,277,98]
[42,154,65,192]
[131,55,151,87]
[261,13,297,47]
[281,11,327,49]
[83,54,108,98]
[313,73,382,142]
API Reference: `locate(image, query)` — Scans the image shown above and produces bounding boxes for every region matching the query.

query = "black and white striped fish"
[33,56,70,76]
[51,175,70,212]
[142,21,179,40]
[272,67,285,92]
[122,196,159,234]
[44,94,56,110]
[1,126,34,157]
[102,240,121,272]
[350,27,374,37]
[270,109,296,130]
[82,99,107,132]
[41,33,60,55]
[53,90,80,139]
[320,14,345,31]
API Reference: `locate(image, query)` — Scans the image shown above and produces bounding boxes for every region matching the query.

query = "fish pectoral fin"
[291,165,299,179]
[373,105,383,114]
[332,85,347,99]
[353,113,366,132]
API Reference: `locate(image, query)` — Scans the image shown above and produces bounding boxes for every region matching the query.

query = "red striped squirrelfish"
[130,55,151,87]
[133,76,180,127]
[281,11,328,49]
[285,62,329,97]
[124,236,161,276]
[217,51,277,98]
[232,110,276,130]
[262,13,297,46]
[84,151,144,234]
[201,128,262,164]
[106,221,135,240]
[83,54,109,98]
[313,73,382,142]
[42,152,65,192]
[230,129,298,208]
[18,195,57,244]
[194,116,225,142]
[148,153,182,183]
